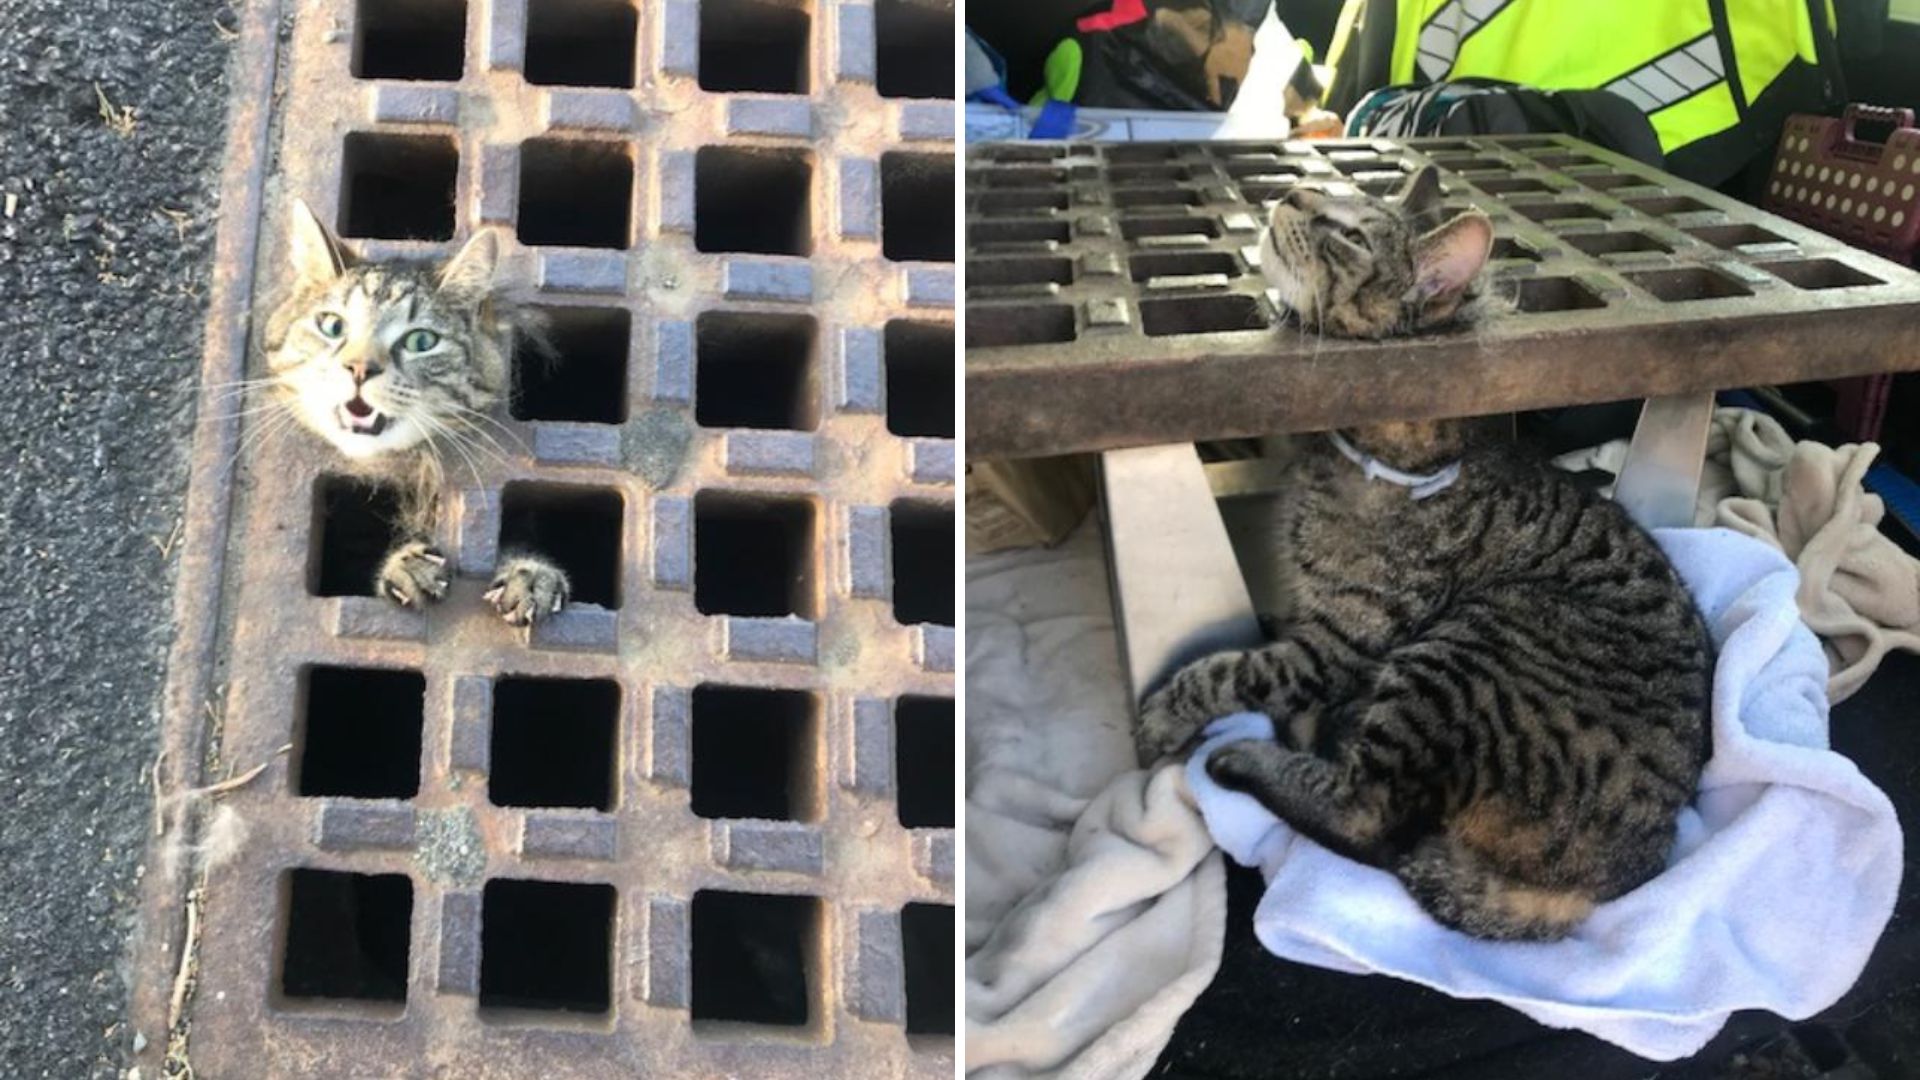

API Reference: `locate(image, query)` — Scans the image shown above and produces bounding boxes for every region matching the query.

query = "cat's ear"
[288,198,345,285]
[1410,210,1492,320]
[438,228,500,302]
[1394,165,1445,231]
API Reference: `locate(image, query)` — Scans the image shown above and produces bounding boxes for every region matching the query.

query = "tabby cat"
[261,200,570,628]
[1138,166,1712,941]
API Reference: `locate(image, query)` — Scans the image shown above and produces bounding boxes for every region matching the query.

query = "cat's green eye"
[314,312,346,339]
[400,329,441,353]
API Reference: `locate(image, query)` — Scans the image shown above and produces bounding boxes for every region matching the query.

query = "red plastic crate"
[1765,105,1920,263]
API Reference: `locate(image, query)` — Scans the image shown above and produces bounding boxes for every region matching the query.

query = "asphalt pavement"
[0,2,233,1075]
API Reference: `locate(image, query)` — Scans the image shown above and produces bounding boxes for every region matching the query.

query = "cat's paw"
[1204,743,1268,791]
[376,541,450,608]
[485,555,571,629]
[1134,688,1202,767]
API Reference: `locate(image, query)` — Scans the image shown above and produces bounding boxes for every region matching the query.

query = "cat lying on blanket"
[1137,166,1712,941]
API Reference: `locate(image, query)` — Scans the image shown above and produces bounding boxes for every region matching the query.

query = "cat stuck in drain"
[1138,165,1714,941]
[260,200,570,631]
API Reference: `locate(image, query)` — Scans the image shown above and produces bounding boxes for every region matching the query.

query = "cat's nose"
[344,357,385,384]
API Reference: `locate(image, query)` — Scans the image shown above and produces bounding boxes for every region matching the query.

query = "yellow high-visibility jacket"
[1326,0,1843,185]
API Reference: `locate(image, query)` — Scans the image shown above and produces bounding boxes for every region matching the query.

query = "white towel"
[1188,526,1904,1061]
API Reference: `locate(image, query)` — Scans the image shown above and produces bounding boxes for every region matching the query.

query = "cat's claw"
[486,555,570,631]
[377,541,451,608]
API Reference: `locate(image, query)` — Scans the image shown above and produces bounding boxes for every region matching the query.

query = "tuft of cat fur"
[1140,167,1712,941]
[260,200,570,627]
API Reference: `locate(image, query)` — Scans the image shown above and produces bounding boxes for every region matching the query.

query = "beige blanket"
[1554,408,1920,704]
[1719,441,1920,704]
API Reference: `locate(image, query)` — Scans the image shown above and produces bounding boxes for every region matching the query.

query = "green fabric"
[1032,38,1085,106]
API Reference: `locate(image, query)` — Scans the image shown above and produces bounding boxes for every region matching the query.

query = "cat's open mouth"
[337,396,389,437]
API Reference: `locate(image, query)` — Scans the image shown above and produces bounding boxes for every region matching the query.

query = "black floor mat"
[1153,649,1920,1078]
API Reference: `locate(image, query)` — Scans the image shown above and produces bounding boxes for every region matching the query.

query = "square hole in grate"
[988,145,1064,162]
[1473,176,1552,195]
[525,0,637,87]
[968,256,1072,289]
[692,890,818,1026]
[1240,182,1294,204]
[1688,224,1791,249]
[981,167,1066,188]
[1626,195,1713,218]
[490,676,618,810]
[1140,293,1270,336]
[690,685,820,820]
[1120,216,1221,241]
[1111,163,1192,182]
[512,306,630,424]
[694,493,818,617]
[969,218,1070,247]
[885,320,954,438]
[353,0,466,80]
[891,500,954,626]
[481,879,615,1014]
[883,153,956,262]
[1582,173,1656,192]
[902,903,954,1035]
[1130,251,1240,283]
[1107,144,1179,162]
[1505,276,1608,313]
[1114,188,1200,209]
[1513,200,1610,223]
[310,476,403,597]
[875,0,953,98]
[695,147,812,255]
[964,304,1076,347]
[699,0,809,93]
[517,138,633,249]
[1760,259,1884,290]
[895,695,953,827]
[1565,231,1672,256]
[1489,237,1540,262]
[976,190,1068,215]
[1222,160,1301,179]
[1625,267,1753,302]
[498,483,624,608]
[695,311,818,431]
[281,869,413,1005]
[296,665,424,799]
[340,132,457,240]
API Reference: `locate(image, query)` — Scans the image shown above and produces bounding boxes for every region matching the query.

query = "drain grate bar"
[963,135,1920,459]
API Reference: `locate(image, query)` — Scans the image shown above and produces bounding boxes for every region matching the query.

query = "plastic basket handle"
[1843,104,1915,147]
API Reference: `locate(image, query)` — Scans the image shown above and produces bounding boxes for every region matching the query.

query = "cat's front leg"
[486,552,571,629]
[376,539,451,608]
[1134,618,1363,765]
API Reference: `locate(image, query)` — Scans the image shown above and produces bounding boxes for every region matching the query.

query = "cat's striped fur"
[1138,169,1711,941]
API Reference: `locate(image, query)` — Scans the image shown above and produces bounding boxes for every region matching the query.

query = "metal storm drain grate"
[132,0,955,1073]
[964,136,1920,458]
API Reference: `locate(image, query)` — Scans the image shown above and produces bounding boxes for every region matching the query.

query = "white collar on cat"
[1326,430,1461,500]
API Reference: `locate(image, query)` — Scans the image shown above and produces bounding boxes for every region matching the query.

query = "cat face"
[1259,165,1493,339]
[265,201,507,461]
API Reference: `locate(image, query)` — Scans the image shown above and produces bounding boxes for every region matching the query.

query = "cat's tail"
[1395,834,1594,942]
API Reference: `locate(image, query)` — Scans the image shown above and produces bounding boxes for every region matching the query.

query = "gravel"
[0,2,233,1076]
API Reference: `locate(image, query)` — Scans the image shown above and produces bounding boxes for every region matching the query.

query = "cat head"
[264,200,509,461]
[1259,165,1493,339]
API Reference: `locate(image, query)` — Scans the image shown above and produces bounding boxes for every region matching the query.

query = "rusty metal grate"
[132,0,956,1071]
[964,136,1920,458]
